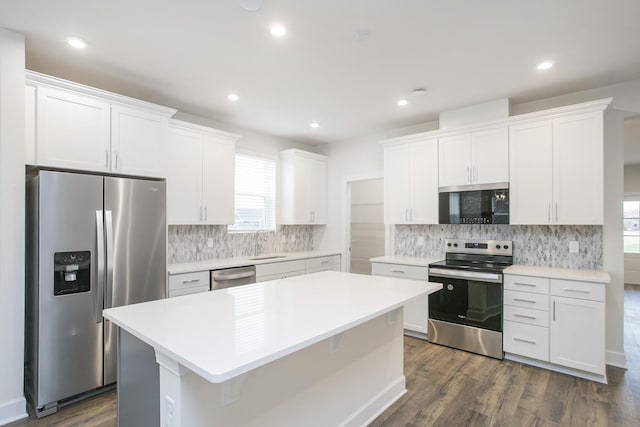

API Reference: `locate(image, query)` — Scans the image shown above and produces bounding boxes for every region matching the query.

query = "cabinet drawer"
[372,263,428,280]
[504,275,549,294]
[257,270,306,283]
[504,321,549,361]
[306,255,340,272]
[504,289,549,311]
[168,271,209,291]
[168,284,209,298]
[504,305,549,327]
[256,259,306,277]
[550,279,605,302]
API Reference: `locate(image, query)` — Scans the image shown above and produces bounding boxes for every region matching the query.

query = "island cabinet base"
[118,308,407,427]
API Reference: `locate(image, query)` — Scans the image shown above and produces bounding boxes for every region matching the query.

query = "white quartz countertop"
[168,250,342,274]
[103,271,442,383]
[369,256,442,267]
[505,265,611,283]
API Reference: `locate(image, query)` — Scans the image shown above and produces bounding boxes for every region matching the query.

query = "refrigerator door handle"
[95,211,105,323]
[105,210,114,309]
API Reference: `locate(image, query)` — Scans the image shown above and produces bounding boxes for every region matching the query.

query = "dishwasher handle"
[213,270,256,281]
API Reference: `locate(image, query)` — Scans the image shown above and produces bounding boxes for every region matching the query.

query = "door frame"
[341,173,389,273]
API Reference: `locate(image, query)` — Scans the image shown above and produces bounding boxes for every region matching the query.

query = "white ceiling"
[1,0,640,144]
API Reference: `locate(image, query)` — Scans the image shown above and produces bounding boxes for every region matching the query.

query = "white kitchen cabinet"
[27,71,176,178]
[110,104,168,178]
[510,111,604,225]
[256,259,307,282]
[168,271,210,298]
[383,138,438,224]
[305,255,341,273]
[438,127,508,188]
[279,149,327,225]
[25,84,37,165]
[167,120,238,225]
[371,262,429,337]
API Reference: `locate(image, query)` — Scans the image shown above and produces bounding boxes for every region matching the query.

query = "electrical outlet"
[569,241,579,253]
[417,236,424,246]
[290,234,296,243]
[281,235,287,243]
[207,238,214,248]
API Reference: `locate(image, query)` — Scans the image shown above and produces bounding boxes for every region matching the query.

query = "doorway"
[348,178,385,274]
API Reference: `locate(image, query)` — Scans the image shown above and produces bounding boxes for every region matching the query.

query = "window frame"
[624,194,640,256]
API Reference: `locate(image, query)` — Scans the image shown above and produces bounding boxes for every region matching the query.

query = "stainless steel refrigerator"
[25,169,166,417]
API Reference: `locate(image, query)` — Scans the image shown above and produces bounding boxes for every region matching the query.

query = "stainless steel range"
[427,239,513,359]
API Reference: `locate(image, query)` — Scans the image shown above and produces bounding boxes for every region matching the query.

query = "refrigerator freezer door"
[35,171,104,407]
[103,177,166,384]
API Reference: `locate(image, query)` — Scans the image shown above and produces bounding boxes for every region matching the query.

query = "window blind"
[229,154,276,231]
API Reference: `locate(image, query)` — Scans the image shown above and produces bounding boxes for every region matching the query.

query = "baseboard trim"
[505,353,607,384]
[606,350,627,369]
[0,397,27,426]
[342,376,406,427]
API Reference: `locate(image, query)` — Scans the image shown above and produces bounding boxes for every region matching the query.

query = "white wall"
[624,164,640,193]
[0,28,27,425]
[320,79,640,368]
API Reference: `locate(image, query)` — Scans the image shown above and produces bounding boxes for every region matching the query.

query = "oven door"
[428,268,503,332]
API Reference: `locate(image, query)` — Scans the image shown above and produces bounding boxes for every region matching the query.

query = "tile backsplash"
[168,225,314,264]
[395,224,603,270]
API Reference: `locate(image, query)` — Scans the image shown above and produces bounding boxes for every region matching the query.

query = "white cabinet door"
[409,139,439,224]
[438,134,471,187]
[167,127,203,224]
[383,145,411,224]
[308,156,327,224]
[553,112,604,224]
[279,150,327,225]
[403,295,428,334]
[202,135,235,225]
[25,84,37,165]
[549,295,605,375]
[472,127,509,185]
[111,104,168,178]
[509,120,554,224]
[36,86,111,172]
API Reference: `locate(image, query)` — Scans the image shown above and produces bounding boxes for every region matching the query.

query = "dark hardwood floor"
[10,284,640,427]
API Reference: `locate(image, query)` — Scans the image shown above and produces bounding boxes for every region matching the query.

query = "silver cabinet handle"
[548,204,551,222]
[514,298,536,303]
[553,300,556,320]
[320,260,329,265]
[514,314,537,320]
[95,211,105,323]
[555,203,558,222]
[182,278,201,284]
[390,269,405,274]
[514,337,536,344]
[514,282,536,287]
[204,205,208,222]
[115,151,119,170]
[105,149,110,169]
[562,288,590,294]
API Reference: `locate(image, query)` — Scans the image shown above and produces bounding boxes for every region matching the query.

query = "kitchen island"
[103,271,441,427]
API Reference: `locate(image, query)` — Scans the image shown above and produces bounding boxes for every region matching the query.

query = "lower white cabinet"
[371,262,429,336]
[168,271,210,298]
[256,260,307,282]
[305,255,341,273]
[503,272,606,381]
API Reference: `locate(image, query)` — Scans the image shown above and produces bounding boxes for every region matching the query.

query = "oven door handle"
[428,268,503,283]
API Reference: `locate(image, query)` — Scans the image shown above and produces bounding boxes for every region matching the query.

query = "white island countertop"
[168,250,342,274]
[103,271,442,383]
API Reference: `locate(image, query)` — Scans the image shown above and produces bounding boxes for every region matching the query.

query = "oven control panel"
[444,239,512,256]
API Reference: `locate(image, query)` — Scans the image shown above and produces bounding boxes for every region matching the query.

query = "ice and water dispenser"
[53,251,91,295]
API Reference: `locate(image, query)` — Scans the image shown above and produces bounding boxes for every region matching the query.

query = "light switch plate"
[569,241,579,253]
[417,236,424,246]
[207,238,214,248]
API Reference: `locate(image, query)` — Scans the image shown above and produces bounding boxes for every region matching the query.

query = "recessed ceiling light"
[310,122,320,129]
[270,24,286,37]
[227,93,239,101]
[66,37,87,49]
[537,61,553,70]
[397,99,408,107]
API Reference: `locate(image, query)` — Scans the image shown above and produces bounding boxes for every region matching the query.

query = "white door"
[409,139,439,224]
[472,127,509,185]
[438,134,471,187]
[166,127,202,224]
[202,135,235,224]
[550,296,605,375]
[111,104,168,178]
[37,86,111,172]
[349,179,385,274]
[553,112,604,224]
[384,145,411,224]
[509,120,553,224]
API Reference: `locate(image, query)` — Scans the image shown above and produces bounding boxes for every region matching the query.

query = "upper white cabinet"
[510,110,604,225]
[26,71,176,178]
[279,149,327,225]
[438,127,508,188]
[383,138,438,224]
[167,120,238,225]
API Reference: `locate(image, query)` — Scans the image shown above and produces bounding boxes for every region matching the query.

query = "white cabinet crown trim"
[379,97,612,147]
[169,118,241,144]
[26,70,177,117]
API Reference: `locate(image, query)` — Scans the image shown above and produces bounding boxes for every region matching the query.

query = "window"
[624,198,640,253]
[229,153,276,231]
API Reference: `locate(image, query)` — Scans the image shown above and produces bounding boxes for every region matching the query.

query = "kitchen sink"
[248,255,288,260]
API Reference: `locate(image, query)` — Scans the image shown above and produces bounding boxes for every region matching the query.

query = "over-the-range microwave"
[439,185,509,224]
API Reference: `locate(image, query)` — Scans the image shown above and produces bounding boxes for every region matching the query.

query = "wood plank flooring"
[10,284,640,427]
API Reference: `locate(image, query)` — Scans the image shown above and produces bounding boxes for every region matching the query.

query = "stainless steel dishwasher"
[210,265,256,290]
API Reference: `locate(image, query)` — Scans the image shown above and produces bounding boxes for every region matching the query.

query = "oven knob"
[447,284,454,291]
[447,243,452,247]
[496,244,500,249]
[503,245,509,250]
[453,243,458,247]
